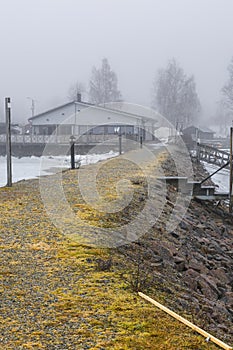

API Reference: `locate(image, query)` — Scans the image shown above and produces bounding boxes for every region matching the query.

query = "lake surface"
[0,151,117,187]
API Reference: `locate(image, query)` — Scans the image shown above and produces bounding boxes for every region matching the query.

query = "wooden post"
[5,97,12,187]
[70,136,75,169]
[229,127,233,213]
[139,292,232,350]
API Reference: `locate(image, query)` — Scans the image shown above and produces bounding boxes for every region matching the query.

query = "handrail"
[200,161,230,184]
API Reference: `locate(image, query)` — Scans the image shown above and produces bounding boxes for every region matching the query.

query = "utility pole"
[27,97,36,118]
[229,127,233,213]
[5,97,12,187]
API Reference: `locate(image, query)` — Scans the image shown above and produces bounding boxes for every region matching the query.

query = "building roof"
[184,125,215,134]
[28,100,92,121]
[198,126,215,133]
[28,100,158,124]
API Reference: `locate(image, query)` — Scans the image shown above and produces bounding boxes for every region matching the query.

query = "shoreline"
[0,151,118,188]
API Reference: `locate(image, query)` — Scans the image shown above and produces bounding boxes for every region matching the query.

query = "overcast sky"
[0,0,233,123]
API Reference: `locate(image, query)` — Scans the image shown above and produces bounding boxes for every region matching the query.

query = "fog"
[0,0,232,124]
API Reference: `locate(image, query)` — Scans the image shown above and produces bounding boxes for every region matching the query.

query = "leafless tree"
[152,59,201,127]
[222,56,233,115]
[89,58,121,105]
[213,101,231,137]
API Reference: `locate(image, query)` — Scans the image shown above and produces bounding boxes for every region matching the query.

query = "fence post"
[5,97,12,187]
[229,127,233,213]
[70,135,75,169]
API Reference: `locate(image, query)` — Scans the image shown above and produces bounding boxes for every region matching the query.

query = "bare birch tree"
[152,59,201,127]
[222,56,233,114]
[89,58,121,105]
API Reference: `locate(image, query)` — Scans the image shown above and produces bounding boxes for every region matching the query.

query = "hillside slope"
[0,148,231,349]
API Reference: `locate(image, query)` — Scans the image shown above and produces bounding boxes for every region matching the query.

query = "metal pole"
[196,142,200,163]
[27,97,35,118]
[31,99,35,117]
[119,133,122,155]
[140,135,143,148]
[70,136,75,169]
[74,102,77,136]
[200,160,229,185]
[5,97,12,187]
[229,127,233,213]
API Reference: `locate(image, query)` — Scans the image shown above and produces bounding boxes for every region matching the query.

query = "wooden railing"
[197,143,230,166]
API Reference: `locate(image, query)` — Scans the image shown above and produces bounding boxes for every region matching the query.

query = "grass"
[0,150,221,349]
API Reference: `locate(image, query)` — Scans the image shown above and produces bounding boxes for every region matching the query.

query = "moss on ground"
[0,151,220,349]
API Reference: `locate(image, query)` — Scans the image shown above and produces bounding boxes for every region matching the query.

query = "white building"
[28,98,158,142]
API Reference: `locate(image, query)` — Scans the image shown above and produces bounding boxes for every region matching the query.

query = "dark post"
[119,132,122,155]
[140,135,143,148]
[196,142,200,163]
[5,97,12,187]
[229,127,233,213]
[70,135,75,169]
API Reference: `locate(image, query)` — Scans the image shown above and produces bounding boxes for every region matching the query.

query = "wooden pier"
[196,143,230,167]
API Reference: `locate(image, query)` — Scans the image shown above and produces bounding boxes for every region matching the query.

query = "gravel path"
[0,151,223,349]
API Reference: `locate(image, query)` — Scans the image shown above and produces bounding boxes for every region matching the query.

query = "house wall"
[30,103,155,140]
[199,131,214,140]
[31,103,145,127]
[183,127,214,141]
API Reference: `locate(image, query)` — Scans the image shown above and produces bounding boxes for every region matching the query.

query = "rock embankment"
[0,147,231,349]
[118,150,233,344]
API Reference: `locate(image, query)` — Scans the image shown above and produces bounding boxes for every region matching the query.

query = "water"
[0,151,117,187]
[203,163,229,193]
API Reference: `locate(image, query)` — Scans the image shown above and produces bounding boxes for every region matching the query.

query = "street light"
[27,97,36,118]
[114,126,122,155]
[74,102,81,136]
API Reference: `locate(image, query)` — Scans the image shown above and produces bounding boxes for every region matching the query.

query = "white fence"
[0,134,132,144]
[0,134,70,144]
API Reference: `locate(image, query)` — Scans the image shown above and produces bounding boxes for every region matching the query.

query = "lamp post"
[74,102,81,136]
[70,135,76,169]
[27,97,36,118]
[114,126,122,155]
[5,97,12,187]
[140,119,145,148]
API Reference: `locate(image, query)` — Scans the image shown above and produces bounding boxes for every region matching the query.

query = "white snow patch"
[203,162,229,193]
[0,151,118,187]
[154,127,170,142]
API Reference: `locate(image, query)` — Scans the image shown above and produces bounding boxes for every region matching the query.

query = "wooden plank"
[138,292,232,350]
